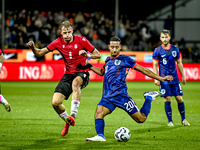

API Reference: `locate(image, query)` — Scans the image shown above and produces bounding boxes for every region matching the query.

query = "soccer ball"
[114,127,131,142]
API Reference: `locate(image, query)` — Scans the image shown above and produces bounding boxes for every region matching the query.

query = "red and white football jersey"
[47,36,95,74]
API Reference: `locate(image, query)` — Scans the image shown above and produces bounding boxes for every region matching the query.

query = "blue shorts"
[98,95,139,115]
[160,82,183,97]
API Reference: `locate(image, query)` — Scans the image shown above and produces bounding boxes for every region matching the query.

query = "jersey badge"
[114,59,121,66]
[74,44,78,49]
[172,51,177,57]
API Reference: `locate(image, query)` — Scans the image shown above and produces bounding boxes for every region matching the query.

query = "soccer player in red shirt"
[0,49,11,112]
[27,21,101,136]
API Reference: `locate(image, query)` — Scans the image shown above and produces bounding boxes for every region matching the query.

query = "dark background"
[3,0,173,22]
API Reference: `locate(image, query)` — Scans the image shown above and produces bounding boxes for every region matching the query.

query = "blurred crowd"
[2,9,161,51]
[1,9,200,62]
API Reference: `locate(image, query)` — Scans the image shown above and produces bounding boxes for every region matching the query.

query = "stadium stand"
[2,9,200,62]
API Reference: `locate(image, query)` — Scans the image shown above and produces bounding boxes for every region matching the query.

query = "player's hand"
[162,75,173,82]
[79,50,90,58]
[182,76,186,85]
[154,79,160,86]
[27,41,35,50]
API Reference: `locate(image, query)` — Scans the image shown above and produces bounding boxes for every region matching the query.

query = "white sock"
[70,99,80,119]
[58,111,69,121]
[0,95,7,105]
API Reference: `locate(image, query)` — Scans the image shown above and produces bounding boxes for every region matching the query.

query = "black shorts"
[54,71,90,100]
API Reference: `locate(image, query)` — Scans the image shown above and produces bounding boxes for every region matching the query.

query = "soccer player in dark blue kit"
[85,36,173,141]
[152,29,190,127]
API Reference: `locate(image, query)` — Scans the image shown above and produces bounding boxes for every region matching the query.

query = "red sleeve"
[0,49,2,55]
[80,36,95,53]
[47,39,58,51]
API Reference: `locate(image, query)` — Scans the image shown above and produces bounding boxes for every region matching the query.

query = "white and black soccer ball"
[114,127,131,142]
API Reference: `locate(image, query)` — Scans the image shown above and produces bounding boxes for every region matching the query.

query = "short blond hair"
[60,21,73,30]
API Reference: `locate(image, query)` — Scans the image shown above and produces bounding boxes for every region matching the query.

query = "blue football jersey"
[153,44,181,84]
[102,54,137,98]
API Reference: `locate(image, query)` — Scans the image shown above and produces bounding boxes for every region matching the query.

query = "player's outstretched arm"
[153,60,160,86]
[90,65,105,76]
[27,41,49,57]
[90,66,105,76]
[134,64,173,82]
[91,49,101,59]
[77,63,104,76]
[79,48,101,59]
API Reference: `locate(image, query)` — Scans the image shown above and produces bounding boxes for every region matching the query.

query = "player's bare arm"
[27,41,49,57]
[134,64,173,82]
[0,53,4,73]
[79,48,101,59]
[152,60,160,86]
[177,59,186,84]
[90,66,105,76]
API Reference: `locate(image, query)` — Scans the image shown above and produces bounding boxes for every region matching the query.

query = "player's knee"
[136,118,146,123]
[164,96,171,102]
[175,96,183,103]
[131,112,146,123]
[52,93,65,108]
[72,78,82,91]
[95,111,104,119]
[52,97,63,108]
[133,115,146,123]
[52,99,59,107]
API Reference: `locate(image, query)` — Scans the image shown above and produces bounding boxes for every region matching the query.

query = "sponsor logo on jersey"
[161,54,166,57]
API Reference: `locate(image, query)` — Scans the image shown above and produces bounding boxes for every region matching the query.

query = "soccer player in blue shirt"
[152,29,190,127]
[85,36,173,141]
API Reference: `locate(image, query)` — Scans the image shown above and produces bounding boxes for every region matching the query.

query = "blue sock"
[95,118,105,139]
[165,102,172,122]
[178,102,186,121]
[140,96,152,117]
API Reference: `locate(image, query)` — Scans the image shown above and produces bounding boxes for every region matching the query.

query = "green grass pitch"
[0,81,200,150]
